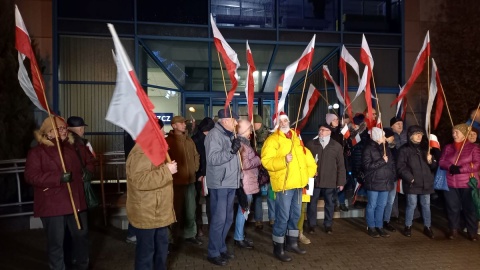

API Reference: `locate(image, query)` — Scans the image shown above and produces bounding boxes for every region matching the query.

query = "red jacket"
[439,142,480,189]
[25,133,95,217]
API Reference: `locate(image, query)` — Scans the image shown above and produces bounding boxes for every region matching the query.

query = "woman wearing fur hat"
[439,123,480,241]
[396,125,437,238]
[362,127,396,238]
[25,115,95,269]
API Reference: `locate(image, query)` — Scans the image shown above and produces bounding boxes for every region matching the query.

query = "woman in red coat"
[25,116,94,269]
[439,123,480,241]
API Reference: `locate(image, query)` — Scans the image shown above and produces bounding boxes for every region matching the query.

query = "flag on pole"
[426,58,439,132]
[341,125,350,139]
[245,41,256,123]
[432,59,445,130]
[322,65,345,106]
[339,45,359,120]
[391,31,430,107]
[360,34,374,126]
[355,66,369,98]
[296,84,321,131]
[210,14,241,111]
[15,5,50,113]
[429,134,440,149]
[396,179,404,194]
[376,112,382,128]
[275,35,316,115]
[106,24,168,166]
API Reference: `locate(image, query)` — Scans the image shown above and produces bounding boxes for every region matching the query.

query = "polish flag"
[245,41,256,123]
[429,134,440,149]
[355,66,369,98]
[360,34,374,124]
[210,14,241,111]
[376,112,382,128]
[396,179,404,194]
[351,133,361,146]
[15,5,50,113]
[106,24,168,166]
[391,31,430,107]
[432,60,445,130]
[339,45,359,119]
[275,35,316,115]
[296,84,321,131]
[322,65,345,106]
[425,58,439,132]
[341,125,350,139]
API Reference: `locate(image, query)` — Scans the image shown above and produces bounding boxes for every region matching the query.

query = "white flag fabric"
[425,58,438,132]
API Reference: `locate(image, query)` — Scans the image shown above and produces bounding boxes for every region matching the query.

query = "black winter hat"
[353,114,365,125]
[383,128,395,138]
[198,117,215,132]
[407,125,425,138]
[390,116,403,127]
[67,116,88,127]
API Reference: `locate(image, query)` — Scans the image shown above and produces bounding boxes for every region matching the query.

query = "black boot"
[285,235,306,255]
[273,241,292,262]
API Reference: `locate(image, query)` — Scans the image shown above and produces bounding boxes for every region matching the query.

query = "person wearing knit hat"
[382,126,399,233]
[25,115,95,269]
[325,113,338,126]
[396,125,437,239]
[271,111,290,132]
[262,111,317,262]
[439,123,480,241]
[353,113,365,126]
[362,127,396,238]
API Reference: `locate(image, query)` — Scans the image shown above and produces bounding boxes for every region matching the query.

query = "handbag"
[75,145,99,208]
[257,165,270,186]
[433,167,449,191]
[236,179,249,211]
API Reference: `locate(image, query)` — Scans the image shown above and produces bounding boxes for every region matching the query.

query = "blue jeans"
[272,188,301,243]
[405,194,431,227]
[207,188,235,258]
[383,187,397,222]
[366,190,388,228]
[234,194,253,240]
[134,226,169,270]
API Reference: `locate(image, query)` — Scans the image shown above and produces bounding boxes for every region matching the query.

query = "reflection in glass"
[211,0,274,28]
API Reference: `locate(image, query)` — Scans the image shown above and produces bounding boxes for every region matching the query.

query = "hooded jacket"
[126,144,176,229]
[261,129,317,192]
[165,130,200,185]
[25,131,94,217]
[397,125,438,194]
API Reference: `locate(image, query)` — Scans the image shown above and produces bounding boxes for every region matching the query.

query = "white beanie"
[325,113,337,125]
[371,127,385,142]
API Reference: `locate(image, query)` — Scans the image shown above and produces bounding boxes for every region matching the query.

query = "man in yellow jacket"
[261,112,317,262]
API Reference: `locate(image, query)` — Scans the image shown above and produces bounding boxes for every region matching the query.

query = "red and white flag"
[391,31,430,107]
[396,179,404,194]
[429,134,440,149]
[210,14,241,111]
[432,59,445,130]
[341,125,350,139]
[376,112,382,128]
[355,66,369,98]
[359,34,374,125]
[322,65,344,106]
[245,41,256,122]
[296,84,321,130]
[275,35,315,115]
[351,133,361,146]
[425,58,439,132]
[339,45,359,119]
[106,24,168,166]
[15,5,50,113]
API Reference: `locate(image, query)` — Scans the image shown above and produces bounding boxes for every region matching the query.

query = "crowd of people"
[24,106,480,269]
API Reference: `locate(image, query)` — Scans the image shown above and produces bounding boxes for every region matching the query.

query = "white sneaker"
[299,233,311,245]
[126,235,137,244]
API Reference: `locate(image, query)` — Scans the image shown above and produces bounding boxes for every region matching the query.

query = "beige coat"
[126,144,176,229]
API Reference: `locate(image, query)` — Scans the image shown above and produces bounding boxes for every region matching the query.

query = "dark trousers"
[444,188,478,234]
[307,188,335,228]
[41,211,89,270]
[207,188,235,258]
[134,226,169,270]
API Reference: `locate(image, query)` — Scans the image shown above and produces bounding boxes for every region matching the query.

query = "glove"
[60,172,72,183]
[230,138,241,154]
[449,165,462,175]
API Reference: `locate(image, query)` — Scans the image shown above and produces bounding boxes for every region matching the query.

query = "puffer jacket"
[261,129,317,192]
[397,126,438,194]
[25,132,94,217]
[239,137,261,195]
[348,123,370,178]
[362,140,396,191]
[126,144,176,229]
[439,141,480,188]
[165,130,200,185]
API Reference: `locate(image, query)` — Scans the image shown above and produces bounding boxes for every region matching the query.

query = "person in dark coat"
[362,127,396,238]
[305,123,346,234]
[396,125,438,238]
[348,113,370,207]
[191,117,215,237]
